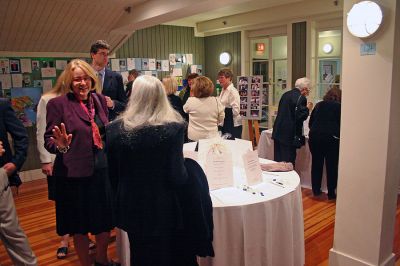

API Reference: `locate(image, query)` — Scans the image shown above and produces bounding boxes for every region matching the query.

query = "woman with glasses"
[44,59,114,266]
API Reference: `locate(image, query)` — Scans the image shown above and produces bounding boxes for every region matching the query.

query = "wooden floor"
[0,179,399,266]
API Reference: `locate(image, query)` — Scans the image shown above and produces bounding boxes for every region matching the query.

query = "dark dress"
[168,94,187,121]
[309,100,341,198]
[55,113,113,236]
[106,121,190,266]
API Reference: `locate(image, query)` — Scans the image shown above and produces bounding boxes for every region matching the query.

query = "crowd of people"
[0,38,342,266]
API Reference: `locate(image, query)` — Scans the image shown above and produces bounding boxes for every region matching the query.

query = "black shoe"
[328,193,336,200]
[313,189,322,196]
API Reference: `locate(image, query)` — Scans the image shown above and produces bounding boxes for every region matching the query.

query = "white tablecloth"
[119,158,305,266]
[258,129,328,192]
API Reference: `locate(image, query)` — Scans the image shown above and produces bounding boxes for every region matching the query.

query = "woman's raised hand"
[51,123,72,149]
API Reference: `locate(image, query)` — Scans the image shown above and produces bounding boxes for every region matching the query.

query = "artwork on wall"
[0,59,10,74]
[10,59,21,73]
[11,87,42,127]
[237,75,263,120]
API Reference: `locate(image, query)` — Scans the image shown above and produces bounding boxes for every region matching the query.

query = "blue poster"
[11,87,42,127]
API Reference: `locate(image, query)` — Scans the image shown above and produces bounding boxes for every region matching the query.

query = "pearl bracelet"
[56,145,70,153]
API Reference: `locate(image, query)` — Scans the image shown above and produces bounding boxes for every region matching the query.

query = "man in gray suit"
[0,99,37,266]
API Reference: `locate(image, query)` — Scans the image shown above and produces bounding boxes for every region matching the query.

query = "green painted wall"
[116,25,205,80]
[204,32,241,88]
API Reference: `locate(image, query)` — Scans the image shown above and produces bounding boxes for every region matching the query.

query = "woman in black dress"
[309,87,341,199]
[106,75,197,266]
[44,59,113,266]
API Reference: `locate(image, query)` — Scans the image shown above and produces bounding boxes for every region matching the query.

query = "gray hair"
[295,77,311,89]
[120,75,184,130]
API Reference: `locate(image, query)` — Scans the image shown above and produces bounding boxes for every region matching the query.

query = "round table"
[118,158,305,266]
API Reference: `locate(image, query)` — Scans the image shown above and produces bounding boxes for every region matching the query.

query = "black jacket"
[272,88,309,145]
[106,121,188,236]
[309,100,341,139]
[0,99,28,184]
[176,158,214,257]
[103,68,127,121]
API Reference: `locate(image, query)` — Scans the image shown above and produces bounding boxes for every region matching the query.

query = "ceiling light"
[323,43,333,54]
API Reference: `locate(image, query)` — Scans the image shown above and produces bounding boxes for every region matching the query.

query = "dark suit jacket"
[44,92,109,177]
[103,68,127,121]
[272,88,309,145]
[309,100,341,139]
[168,94,187,121]
[106,121,188,237]
[0,99,28,174]
[125,80,133,98]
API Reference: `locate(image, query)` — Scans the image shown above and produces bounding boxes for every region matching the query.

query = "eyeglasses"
[73,76,92,83]
[96,51,109,57]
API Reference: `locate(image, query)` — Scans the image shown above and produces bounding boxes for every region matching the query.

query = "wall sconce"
[219,52,231,65]
[322,43,333,54]
[346,1,383,38]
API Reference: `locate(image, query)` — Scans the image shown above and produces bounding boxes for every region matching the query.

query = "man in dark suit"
[0,99,37,265]
[272,77,312,165]
[125,69,139,98]
[90,40,127,121]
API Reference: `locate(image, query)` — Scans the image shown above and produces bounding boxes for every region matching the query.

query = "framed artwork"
[10,59,20,73]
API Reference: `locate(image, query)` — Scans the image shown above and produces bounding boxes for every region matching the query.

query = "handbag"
[292,94,306,149]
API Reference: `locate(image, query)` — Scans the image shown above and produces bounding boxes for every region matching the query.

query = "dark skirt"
[55,168,114,236]
[47,175,56,201]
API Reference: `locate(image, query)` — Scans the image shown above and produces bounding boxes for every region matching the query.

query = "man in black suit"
[272,77,312,165]
[125,69,139,98]
[0,99,37,265]
[90,40,127,121]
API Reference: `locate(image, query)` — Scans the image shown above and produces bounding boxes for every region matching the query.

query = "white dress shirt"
[219,83,241,127]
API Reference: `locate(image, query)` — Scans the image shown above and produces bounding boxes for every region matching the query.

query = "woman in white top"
[183,76,225,141]
[217,68,242,139]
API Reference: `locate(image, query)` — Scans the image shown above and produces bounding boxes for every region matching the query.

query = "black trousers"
[309,135,339,196]
[274,139,297,165]
[128,233,198,266]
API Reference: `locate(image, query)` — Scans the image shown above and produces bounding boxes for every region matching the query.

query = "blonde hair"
[162,76,178,95]
[192,76,214,98]
[62,59,101,94]
[120,75,184,130]
[45,70,70,96]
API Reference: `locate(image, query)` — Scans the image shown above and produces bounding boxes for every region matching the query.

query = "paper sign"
[11,74,23,87]
[191,65,197,74]
[242,149,262,185]
[111,59,120,71]
[20,59,32,73]
[161,60,169,71]
[42,79,53,93]
[186,54,193,65]
[148,58,156,70]
[169,54,176,65]
[127,58,135,70]
[172,68,182,77]
[41,68,56,78]
[120,71,129,84]
[205,152,233,190]
[56,60,68,70]
[0,74,12,88]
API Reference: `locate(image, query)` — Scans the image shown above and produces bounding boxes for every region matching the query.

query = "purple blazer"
[44,92,109,177]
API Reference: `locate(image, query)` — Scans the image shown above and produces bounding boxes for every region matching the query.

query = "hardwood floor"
[0,179,399,266]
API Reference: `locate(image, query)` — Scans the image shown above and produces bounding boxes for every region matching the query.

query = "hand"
[105,96,114,109]
[41,163,53,176]
[3,162,17,177]
[0,141,4,156]
[307,102,314,111]
[51,123,72,149]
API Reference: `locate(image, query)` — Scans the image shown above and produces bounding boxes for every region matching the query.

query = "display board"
[238,75,263,120]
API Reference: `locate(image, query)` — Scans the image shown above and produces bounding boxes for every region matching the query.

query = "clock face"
[347,1,383,38]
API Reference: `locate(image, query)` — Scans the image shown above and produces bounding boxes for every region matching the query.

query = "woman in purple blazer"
[44,59,113,266]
